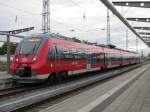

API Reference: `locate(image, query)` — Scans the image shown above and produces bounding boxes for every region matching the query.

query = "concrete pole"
[107,8,111,45]
[6,35,10,74]
[136,36,138,53]
[126,30,128,50]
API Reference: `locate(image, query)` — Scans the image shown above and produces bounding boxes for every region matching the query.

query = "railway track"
[0,86,25,98]
[0,64,146,112]
[0,85,48,99]
[0,71,101,99]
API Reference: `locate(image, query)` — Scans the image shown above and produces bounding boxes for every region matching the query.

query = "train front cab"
[10,36,51,83]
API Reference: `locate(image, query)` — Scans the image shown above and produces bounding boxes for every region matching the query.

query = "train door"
[86,53,91,70]
[120,51,123,65]
[107,53,112,68]
[49,45,60,73]
[54,45,61,72]
[101,53,105,68]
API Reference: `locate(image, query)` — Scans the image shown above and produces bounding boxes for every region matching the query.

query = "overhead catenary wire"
[0,0,89,32]
[0,0,144,50]
[69,0,84,10]
[0,2,40,16]
[0,1,85,32]
[68,0,87,21]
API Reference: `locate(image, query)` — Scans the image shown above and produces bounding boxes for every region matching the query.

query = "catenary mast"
[42,0,50,33]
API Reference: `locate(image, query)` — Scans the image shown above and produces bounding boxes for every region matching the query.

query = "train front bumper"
[13,74,49,83]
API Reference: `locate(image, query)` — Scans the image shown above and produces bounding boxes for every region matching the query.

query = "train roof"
[28,33,138,54]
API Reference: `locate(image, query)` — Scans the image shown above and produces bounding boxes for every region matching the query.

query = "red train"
[10,34,140,83]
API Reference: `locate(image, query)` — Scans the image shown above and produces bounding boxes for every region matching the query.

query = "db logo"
[22,58,27,62]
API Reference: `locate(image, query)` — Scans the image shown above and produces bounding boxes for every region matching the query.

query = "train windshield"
[19,37,42,56]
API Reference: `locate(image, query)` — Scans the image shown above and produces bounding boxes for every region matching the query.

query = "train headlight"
[32,56,37,62]
[16,57,19,62]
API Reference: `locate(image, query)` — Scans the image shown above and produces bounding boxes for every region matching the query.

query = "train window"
[105,53,111,62]
[97,54,104,62]
[19,37,42,56]
[64,54,74,59]
[82,50,88,59]
[64,47,74,59]
[52,46,88,60]
[92,54,96,64]
[56,46,74,59]
[107,53,121,61]
[81,50,87,59]
[74,54,80,59]
[90,53,104,64]
[55,45,63,59]
[73,49,86,60]
[48,46,56,60]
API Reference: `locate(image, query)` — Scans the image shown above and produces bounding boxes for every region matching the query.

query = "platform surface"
[39,64,150,112]
[0,71,12,80]
[102,67,150,112]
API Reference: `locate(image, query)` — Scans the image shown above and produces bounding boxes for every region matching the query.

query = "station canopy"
[112,1,150,47]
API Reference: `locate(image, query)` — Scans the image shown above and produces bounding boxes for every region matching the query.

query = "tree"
[0,47,3,54]
[0,42,18,55]
[1,43,7,54]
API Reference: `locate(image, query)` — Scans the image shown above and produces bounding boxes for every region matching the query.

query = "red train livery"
[10,34,140,83]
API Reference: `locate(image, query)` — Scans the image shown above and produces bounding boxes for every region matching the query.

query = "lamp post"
[136,36,139,53]
[100,28,111,45]
[107,8,111,45]
[126,29,128,50]
[6,35,10,73]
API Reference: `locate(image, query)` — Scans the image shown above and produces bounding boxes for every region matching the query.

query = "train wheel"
[61,71,68,81]
[47,73,57,85]
[55,73,62,82]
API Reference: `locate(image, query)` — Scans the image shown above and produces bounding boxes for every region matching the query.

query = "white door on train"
[86,54,91,70]
[107,53,112,68]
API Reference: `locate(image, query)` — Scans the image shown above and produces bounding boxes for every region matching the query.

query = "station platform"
[0,71,14,90]
[102,65,150,112]
[0,71,12,79]
[38,63,150,112]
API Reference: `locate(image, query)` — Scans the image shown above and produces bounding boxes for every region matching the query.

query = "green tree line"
[0,43,18,55]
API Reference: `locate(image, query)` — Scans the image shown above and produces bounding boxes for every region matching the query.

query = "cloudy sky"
[0,0,150,56]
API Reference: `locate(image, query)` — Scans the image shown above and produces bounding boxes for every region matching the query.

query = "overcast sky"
[0,0,150,56]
